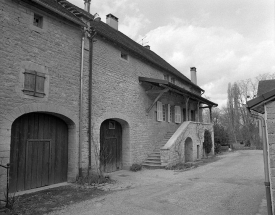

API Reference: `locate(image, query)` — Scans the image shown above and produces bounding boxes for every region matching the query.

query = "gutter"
[247,109,272,215]
[79,33,85,177]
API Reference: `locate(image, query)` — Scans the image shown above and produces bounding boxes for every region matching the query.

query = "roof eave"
[31,0,86,27]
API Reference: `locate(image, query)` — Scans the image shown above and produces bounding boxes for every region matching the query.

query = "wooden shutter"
[175,106,181,123]
[23,70,36,96]
[167,104,171,122]
[157,101,163,121]
[35,72,46,97]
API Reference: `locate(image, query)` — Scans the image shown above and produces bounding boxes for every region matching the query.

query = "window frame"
[33,13,43,28]
[157,101,163,122]
[175,106,181,124]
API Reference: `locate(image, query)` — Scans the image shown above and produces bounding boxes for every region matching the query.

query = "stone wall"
[87,36,205,171]
[0,0,85,194]
[266,101,275,212]
[161,121,214,167]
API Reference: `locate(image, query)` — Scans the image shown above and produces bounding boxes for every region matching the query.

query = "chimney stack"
[190,67,197,85]
[84,0,91,13]
[106,14,118,30]
[144,45,150,50]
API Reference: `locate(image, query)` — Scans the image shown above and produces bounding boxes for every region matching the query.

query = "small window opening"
[33,14,43,28]
[164,75,169,81]
[162,104,166,121]
[121,52,128,60]
[109,121,115,129]
[170,77,175,84]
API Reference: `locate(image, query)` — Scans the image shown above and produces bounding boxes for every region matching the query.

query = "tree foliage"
[203,130,212,154]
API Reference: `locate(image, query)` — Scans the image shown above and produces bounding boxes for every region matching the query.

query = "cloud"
[120,14,150,39]
[143,20,275,107]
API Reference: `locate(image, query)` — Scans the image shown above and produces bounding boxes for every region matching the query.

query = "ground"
[9,150,267,215]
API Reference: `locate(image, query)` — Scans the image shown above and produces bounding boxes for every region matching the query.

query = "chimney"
[190,67,197,85]
[144,45,150,50]
[84,0,91,13]
[106,14,118,30]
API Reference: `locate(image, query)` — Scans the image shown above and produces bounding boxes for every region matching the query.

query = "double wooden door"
[100,120,122,173]
[9,113,68,192]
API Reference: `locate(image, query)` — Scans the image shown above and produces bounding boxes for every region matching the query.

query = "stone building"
[247,79,275,214]
[0,0,217,197]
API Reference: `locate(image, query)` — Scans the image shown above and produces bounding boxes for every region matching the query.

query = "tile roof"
[257,79,275,96]
[90,20,204,92]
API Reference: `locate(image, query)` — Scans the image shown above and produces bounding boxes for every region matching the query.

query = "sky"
[70,0,274,107]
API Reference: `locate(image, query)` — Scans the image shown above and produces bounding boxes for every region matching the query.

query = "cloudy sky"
[70,0,274,107]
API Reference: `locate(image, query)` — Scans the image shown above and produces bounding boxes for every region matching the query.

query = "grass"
[8,184,111,215]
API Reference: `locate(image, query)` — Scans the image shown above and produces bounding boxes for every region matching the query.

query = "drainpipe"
[88,27,97,171]
[79,33,85,177]
[248,110,272,215]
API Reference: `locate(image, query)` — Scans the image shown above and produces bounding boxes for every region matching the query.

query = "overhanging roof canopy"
[246,88,275,114]
[139,77,218,107]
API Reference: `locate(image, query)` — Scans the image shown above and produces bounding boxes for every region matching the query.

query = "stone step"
[142,164,165,169]
[143,160,161,165]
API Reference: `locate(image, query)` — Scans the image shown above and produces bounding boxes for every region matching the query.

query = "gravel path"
[48,150,266,215]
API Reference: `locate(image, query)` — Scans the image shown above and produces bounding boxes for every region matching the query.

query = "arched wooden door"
[185,137,193,163]
[9,113,68,192]
[100,120,122,173]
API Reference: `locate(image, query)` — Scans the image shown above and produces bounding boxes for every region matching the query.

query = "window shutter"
[167,104,171,122]
[175,106,181,123]
[157,101,163,121]
[35,72,46,97]
[23,70,36,96]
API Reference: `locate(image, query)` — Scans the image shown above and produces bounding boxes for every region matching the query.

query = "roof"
[257,79,275,96]
[247,87,275,114]
[139,77,218,107]
[90,20,204,93]
[29,0,87,26]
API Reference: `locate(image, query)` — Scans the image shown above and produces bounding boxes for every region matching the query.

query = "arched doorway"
[9,113,68,192]
[185,137,193,163]
[100,119,122,173]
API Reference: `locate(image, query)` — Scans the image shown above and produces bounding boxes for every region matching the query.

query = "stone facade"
[0,0,86,194]
[266,101,275,211]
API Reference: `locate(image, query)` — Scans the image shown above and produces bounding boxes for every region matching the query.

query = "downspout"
[79,33,85,177]
[88,28,97,170]
[248,109,272,215]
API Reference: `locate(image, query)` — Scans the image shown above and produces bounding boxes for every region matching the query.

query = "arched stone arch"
[94,112,131,170]
[0,103,79,194]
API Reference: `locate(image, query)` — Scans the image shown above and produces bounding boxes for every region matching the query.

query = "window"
[183,108,186,121]
[164,74,169,81]
[121,52,128,60]
[169,105,174,123]
[109,121,115,129]
[191,110,196,121]
[162,104,166,121]
[175,106,181,123]
[157,101,163,121]
[170,77,175,84]
[23,70,46,97]
[33,14,43,28]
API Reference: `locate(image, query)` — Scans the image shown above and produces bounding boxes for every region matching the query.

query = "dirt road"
[49,150,266,215]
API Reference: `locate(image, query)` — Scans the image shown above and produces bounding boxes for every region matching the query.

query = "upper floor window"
[121,52,128,61]
[23,70,46,98]
[164,74,169,81]
[170,77,175,84]
[162,104,166,121]
[33,14,43,28]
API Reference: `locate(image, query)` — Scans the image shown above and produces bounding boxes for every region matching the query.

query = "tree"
[203,130,212,155]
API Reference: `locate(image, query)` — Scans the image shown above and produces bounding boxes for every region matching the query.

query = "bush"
[203,130,213,155]
[130,163,142,172]
[214,142,221,154]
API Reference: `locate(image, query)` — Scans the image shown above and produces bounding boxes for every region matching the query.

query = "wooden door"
[9,113,68,192]
[100,120,122,173]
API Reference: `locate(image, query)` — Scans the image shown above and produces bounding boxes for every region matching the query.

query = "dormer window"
[121,52,128,61]
[33,14,43,28]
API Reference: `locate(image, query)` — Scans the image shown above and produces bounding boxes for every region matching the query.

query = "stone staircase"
[143,132,174,169]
